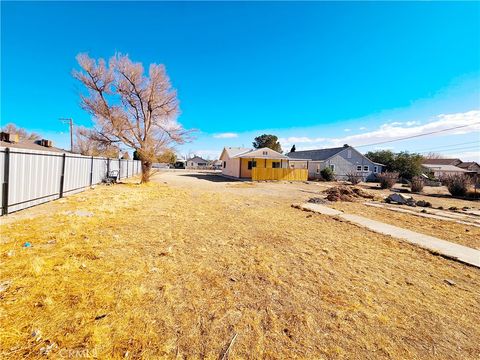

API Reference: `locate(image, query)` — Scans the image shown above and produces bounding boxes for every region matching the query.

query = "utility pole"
[59,118,74,152]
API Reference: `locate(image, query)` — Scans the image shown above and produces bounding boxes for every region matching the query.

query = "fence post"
[59,153,66,198]
[90,156,94,186]
[2,148,10,215]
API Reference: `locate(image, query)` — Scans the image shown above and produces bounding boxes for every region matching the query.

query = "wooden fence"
[252,168,308,181]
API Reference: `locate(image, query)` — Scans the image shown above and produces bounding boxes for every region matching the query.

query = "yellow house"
[219,147,308,181]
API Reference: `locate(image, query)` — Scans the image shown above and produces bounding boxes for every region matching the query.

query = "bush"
[441,174,472,197]
[320,167,335,181]
[377,172,399,189]
[346,171,362,185]
[410,176,424,193]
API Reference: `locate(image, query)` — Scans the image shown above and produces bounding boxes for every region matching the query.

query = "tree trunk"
[141,160,153,183]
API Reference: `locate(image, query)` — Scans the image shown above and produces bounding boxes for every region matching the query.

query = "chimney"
[0,132,19,143]
[343,144,349,148]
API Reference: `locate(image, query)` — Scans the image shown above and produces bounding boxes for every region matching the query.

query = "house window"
[330,164,335,171]
[347,150,352,159]
[223,161,226,168]
[363,165,369,172]
[247,161,257,170]
[316,164,320,173]
[262,151,268,155]
[374,166,378,173]
[356,165,362,171]
[272,162,281,168]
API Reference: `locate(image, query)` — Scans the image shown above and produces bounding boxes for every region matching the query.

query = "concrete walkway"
[300,203,480,268]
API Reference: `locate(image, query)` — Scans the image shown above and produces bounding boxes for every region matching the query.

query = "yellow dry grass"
[1,181,479,359]
[330,202,480,250]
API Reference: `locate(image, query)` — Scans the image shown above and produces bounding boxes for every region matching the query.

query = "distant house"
[219,147,307,180]
[211,160,223,170]
[186,156,208,169]
[422,164,470,178]
[456,162,480,175]
[287,144,383,181]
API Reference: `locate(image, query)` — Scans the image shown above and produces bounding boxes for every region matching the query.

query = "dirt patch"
[324,186,376,202]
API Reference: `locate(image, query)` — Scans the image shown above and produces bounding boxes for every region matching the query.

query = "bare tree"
[73,53,188,182]
[74,126,120,158]
[424,152,443,159]
[1,123,41,141]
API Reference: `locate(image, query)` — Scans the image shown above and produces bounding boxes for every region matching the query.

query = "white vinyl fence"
[0,147,142,215]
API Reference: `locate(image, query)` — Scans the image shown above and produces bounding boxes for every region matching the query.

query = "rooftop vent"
[0,132,19,143]
[343,144,349,147]
[36,139,53,147]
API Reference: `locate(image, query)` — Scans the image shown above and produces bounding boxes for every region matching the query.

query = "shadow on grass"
[178,173,239,183]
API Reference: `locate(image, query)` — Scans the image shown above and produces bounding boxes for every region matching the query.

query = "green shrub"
[320,167,335,181]
[377,172,399,189]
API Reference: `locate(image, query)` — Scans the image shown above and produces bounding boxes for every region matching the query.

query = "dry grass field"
[330,201,480,250]
[1,174,479,359]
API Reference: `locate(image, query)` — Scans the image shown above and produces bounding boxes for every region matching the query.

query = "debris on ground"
[307,197,328,204]
[23,242,32,248]
[64,210,94,217]
[0,280,12,296]
[385,193,416,206]
[39,341,56,355]
[416,200,432,208]
[449,206,458,211]
[444,279,456,286]
[323,186,375,202]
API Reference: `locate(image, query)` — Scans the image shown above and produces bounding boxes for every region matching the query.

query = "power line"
[355,122,480,148]
[419,145,479,154]
[412,140,480,152]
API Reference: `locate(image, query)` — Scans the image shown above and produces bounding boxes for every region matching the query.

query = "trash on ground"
[307,197,328,204]
[385,193,416,206]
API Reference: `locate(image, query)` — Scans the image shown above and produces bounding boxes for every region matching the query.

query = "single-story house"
[456,161,480,175]
[421,164,470,178]
[186,156,208,169]
[219,147,308,180]
[286,144,383,181]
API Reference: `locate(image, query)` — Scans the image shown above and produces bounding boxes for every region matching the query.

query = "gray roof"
[223,147,251,158]
[187,156,208,163]
[457,162,479,169]
[422,164,469,172]
[286,146,346,161]
[234,147,289,160]
[0,139,68,153]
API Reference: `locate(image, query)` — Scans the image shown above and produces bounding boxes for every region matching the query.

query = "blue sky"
[2,1,479,160]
